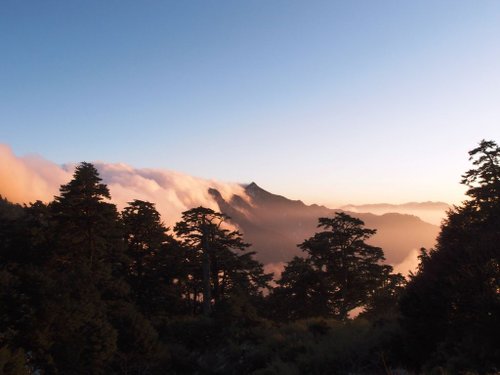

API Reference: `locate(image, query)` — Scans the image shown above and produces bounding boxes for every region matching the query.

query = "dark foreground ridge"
[0,140,498,374]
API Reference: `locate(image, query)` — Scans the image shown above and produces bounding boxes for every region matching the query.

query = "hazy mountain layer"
[210,183,440,267]
[1,144,439,273]
[341,202,450,226]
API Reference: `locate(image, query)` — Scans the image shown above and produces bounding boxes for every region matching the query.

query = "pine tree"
[174,207,271,316]
[52,162,122,273]
[46,162,124,373]
[400,140,500,372]
[122,199,186,316]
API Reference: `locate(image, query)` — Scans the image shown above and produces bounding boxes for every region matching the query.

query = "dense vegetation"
[0,141,498,374]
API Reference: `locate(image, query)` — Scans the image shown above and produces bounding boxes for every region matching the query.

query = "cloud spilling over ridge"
[0,144,246,227]
[0,144,427,275]
[0,145,72,203]
[96,163,247,226]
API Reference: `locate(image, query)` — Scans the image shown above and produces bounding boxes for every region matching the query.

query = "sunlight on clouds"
[0,144,71,203]
[0,144,246,229]
[393,248,421,276]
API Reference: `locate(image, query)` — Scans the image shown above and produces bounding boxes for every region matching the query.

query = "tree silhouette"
[122,200,168,296]
[122,199,187,316]
[400,140,500,372]
[268,256,330,321]
[174,207,271,316]
[461,139,500,204]
[51,162,122,273]
[272,212,395,321]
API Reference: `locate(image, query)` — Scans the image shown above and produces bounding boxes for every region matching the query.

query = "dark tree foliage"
[1,142,497,374]
[42,163,126,373]
[462,139,500,204]
[400,140,500,373]
[359,272,405,322]
[0,164,171,374]
[51,162,124,273]
[0,345,27,374]
[271,212,398,321]
[122,199,168,279]
[174,207,272,316]
[269,257,330,320]
[122,199,187,317]
[122,200,167,304]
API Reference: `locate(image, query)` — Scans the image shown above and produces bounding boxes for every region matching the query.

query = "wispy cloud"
[0,144,245,227]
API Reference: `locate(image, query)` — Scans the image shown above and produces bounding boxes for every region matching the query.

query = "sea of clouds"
[1,144,422,275]
[0,144,246,227]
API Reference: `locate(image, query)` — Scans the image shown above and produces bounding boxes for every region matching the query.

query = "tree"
[400,140,500,372]
[461,139,500,204]
[45,162,125,373]
[272,212,396,321]
[268,257,330,321]
[359,272,405,321]
[122,200,168,295]
[0,167,174,373]
[122,199,186,316]
[174,207,271,316]
[51,162,123,274]
[0,166,125,373]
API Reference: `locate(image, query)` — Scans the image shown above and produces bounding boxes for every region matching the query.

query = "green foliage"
[1,142,497,374]
[268,257,330,320]
[0,345,27,375]
[174,206,272,316]
[400,140,500,373]
[51,162,123,272]
[270,212,399,321]
[1,164,130,373]
[360,272,406,321]
[155,316,401,374]
[461,139,500,204]
[122,199,183,316]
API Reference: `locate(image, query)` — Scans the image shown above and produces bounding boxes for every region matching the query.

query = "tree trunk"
[202,250,211,316]
[202,228,212,316]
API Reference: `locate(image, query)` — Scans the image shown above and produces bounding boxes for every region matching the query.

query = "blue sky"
[1,1,499,205]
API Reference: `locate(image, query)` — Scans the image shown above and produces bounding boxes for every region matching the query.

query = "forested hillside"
[0,141,498,374]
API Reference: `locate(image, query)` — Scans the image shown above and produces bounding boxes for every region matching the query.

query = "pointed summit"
[246,182,260,190]
[245,181,270,199]
[244,182,305,207]
[245,182,267,198]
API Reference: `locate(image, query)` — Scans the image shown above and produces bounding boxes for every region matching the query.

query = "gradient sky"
[1,1,500,206]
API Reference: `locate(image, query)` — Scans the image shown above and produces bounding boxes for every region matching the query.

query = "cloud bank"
[0,145,72,204]
[0,144,246,227]
[0,144,423,274]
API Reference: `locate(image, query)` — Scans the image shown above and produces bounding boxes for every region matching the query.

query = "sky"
[1,1,500,206]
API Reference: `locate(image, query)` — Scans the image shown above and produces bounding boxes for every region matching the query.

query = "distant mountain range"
[209,182,441,268]
[342,201,450,211]
[341,202,450,226]
[0,145,442,273]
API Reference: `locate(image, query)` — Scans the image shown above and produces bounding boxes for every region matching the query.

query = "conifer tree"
[174,207,271,316]
[122,200,168,288]
[122,199,186,316]
[45,162,124,373]
[272,212,395,321]
[52,162,122,272]
[400,140,500,372]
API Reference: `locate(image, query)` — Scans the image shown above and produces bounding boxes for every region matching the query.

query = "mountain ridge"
[209,183,440,268]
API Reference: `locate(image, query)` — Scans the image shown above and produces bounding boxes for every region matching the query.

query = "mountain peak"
[245,182,268,197]
[243,182,308,209]
[246,181,260,190]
